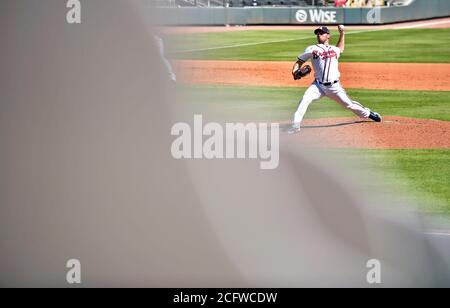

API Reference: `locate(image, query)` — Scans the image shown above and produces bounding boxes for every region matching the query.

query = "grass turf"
[180,85,450,217]
[170,27,450,217]
[327,149,450,216]
[182,85,450,122]
[168,28,450,63]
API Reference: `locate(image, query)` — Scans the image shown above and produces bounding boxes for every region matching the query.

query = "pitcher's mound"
[284,116,450,149]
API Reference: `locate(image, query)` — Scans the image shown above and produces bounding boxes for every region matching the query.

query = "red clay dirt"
[174,60,450,91]
[174,60,450,149]
[282,116,450,149]
[168,17,450,148]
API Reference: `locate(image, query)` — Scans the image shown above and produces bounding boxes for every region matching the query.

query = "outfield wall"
[155,0,450,25]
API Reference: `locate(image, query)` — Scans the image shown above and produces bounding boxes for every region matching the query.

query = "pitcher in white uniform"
[287,25,382,134]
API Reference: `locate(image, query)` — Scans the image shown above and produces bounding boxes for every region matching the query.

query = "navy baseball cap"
[314,26,330,35]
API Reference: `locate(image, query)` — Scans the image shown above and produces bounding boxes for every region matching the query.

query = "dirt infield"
[171,14,450,149]
[175,60,450,149]
[175,60,450,91]
[282,116,450,149]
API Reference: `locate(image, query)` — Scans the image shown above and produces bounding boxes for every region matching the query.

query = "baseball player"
[287,25,381,134]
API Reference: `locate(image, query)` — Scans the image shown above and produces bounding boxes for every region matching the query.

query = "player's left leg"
[325,83,381,122]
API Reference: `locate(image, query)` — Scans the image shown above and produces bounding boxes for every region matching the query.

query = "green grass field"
[182,85,450,216]
[330,149,450,216]
[169,28,450,63]
[173,27,450,218]
[184,85,450,122]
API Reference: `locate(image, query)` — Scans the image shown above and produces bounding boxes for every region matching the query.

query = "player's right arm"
[293,46,313,76]
[292,59,305,76]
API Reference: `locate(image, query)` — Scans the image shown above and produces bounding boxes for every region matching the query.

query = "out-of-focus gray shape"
[0,0,448,287]
[0,0,242,287]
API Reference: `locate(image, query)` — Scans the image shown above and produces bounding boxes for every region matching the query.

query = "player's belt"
[317,79,339,86]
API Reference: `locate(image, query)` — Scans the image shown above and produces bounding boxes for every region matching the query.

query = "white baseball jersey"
[298,44,342,83]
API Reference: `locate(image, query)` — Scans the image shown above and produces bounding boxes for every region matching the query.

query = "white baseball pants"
[293,80,371,126]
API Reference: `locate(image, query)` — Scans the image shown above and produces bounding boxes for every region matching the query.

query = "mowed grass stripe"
[183,85,450,122]
[168,28,450,63]
[328,149,450,215]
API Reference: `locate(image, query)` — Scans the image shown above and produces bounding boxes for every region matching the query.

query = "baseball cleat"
[369,111,382,122]
[286,125,301,134]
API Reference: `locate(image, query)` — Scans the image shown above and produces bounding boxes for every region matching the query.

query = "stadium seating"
[229,0,319,6]
[155,0,387,7]
[166,0,322,7]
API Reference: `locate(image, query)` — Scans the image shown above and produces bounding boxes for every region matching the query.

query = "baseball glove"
[293,65,312,80]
